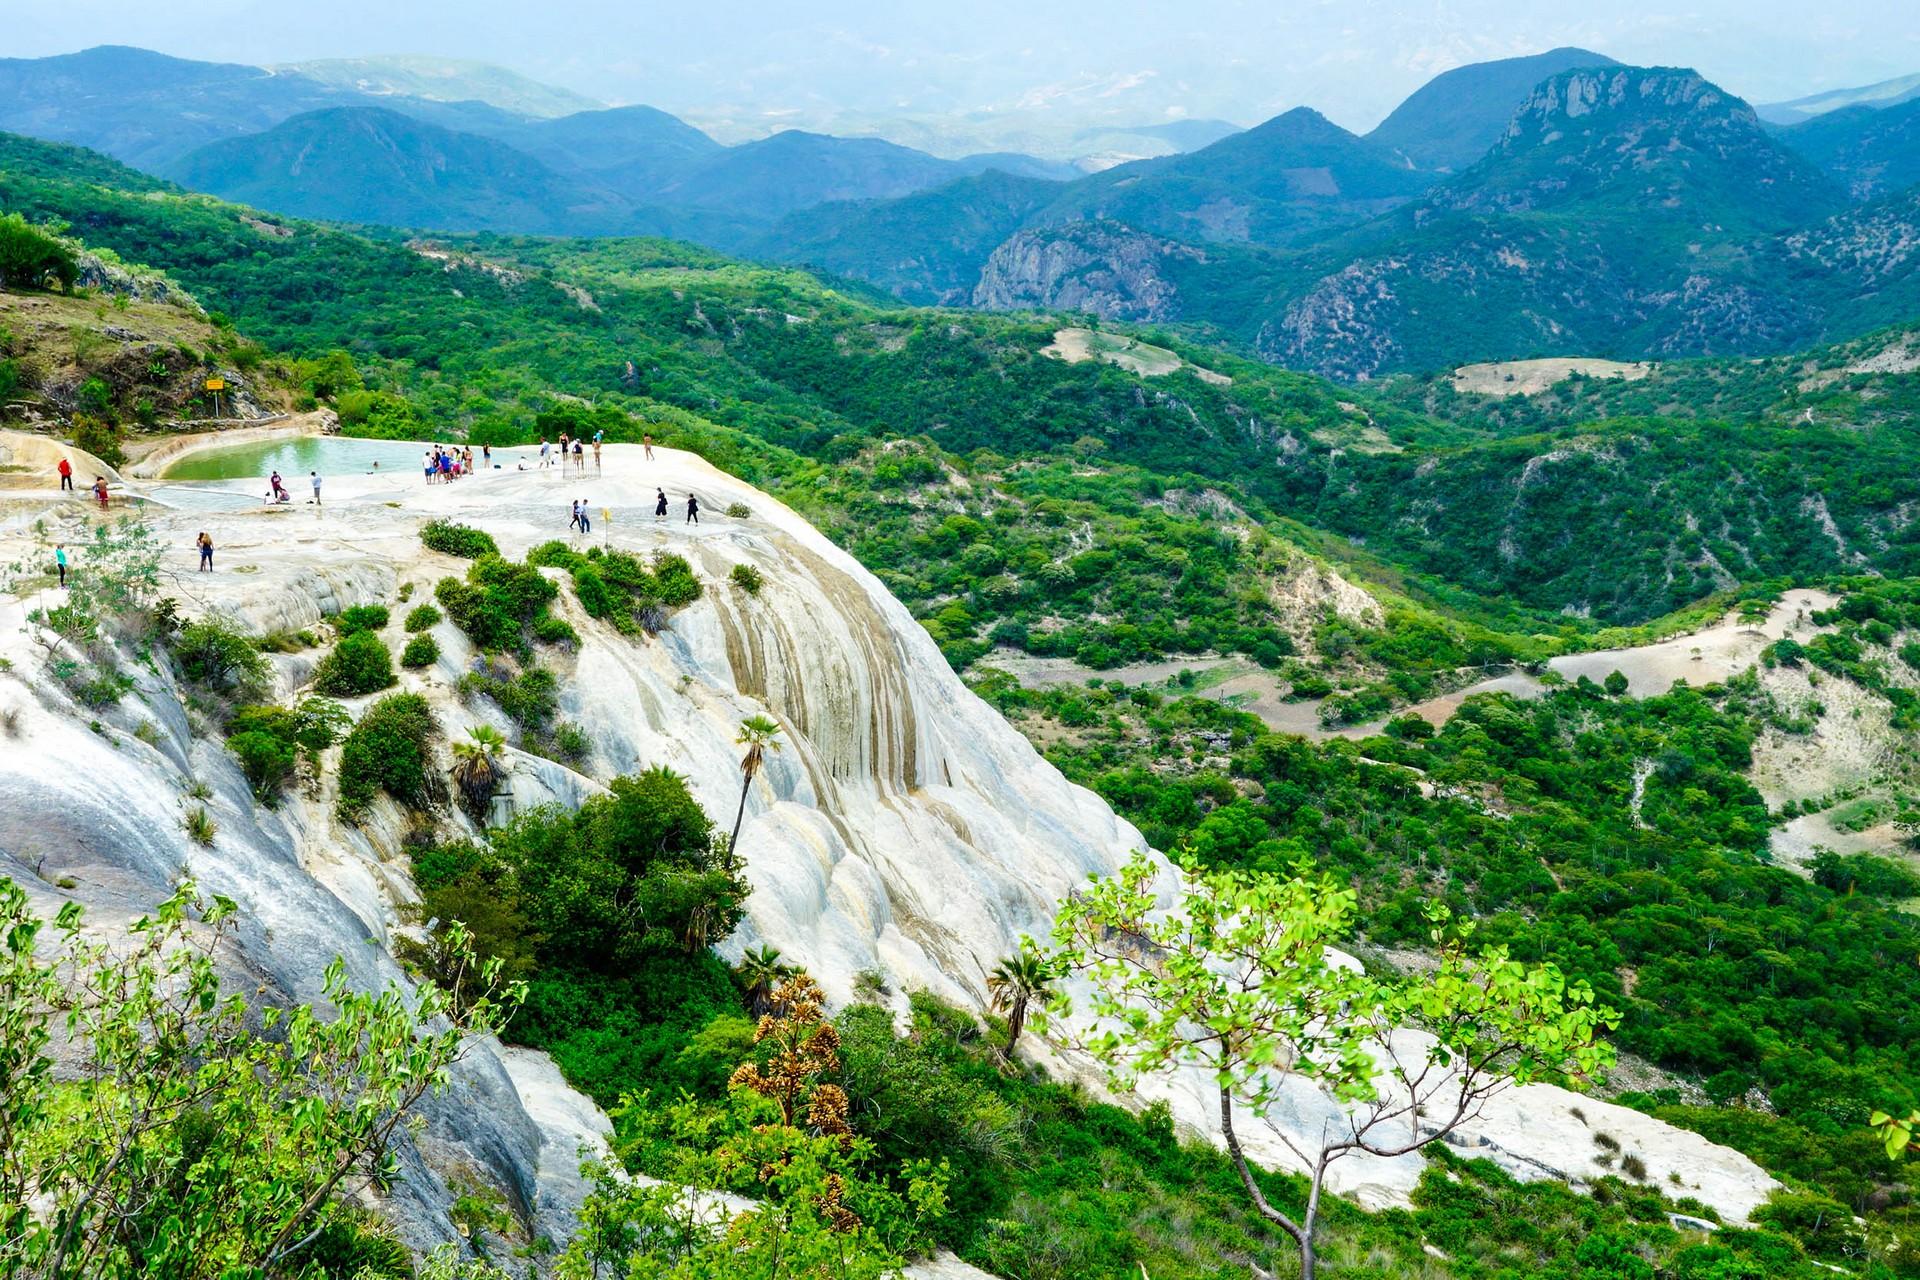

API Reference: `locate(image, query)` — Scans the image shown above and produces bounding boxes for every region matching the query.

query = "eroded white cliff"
[0,435,1781,1253]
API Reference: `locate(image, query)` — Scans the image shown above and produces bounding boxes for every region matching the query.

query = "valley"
[4,25,1920,1280]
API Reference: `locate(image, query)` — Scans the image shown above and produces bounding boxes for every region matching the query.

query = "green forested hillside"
[9,126,1920,643]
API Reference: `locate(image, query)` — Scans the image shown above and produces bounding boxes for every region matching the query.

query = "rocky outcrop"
[972,220,1203,322]
[71,248,205,314]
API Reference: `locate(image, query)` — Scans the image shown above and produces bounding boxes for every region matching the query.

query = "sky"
[10,0,1920,139]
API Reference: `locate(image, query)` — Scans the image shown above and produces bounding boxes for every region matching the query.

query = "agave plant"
[450,724,508,819]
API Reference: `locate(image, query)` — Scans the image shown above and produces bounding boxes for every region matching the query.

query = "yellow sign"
[204,377,226,392]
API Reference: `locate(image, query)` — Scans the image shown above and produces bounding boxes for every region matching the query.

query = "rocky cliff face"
[0,436,1783,1253]
[972,220,1203,321]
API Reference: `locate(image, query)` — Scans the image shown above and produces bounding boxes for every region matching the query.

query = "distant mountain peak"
[1367,46,1621,172]
[1499,65,1751,143]
[1428,65,1844,233]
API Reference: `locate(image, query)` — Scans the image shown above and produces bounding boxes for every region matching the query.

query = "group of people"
[55,456,111,508]
[540,431,605,473]
[423,445,481,483]
[265,471,323,505]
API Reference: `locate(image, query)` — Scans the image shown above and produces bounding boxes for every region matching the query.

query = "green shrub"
[71,415,125,467]
[403,604,441,633]
[172,618,269,698]
[400,634,440,669]
[226,698,350,800]
[533,613,579,648]
[550,722,590,764]
[725,502,751,519]
[337,693,436,821]
[460,660,557,735]
[226,728,297,800]
[419,520,499,559]
[334,604,390,636]
[729,563,764,596]
[255,629,318,653]
[311,630,395,697]
[436,555,558,652]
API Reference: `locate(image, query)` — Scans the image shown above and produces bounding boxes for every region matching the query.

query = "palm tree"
[734,944,793,1016]
[987,948,1056,1062]
[727,715,783,867]
[450,725,508,819]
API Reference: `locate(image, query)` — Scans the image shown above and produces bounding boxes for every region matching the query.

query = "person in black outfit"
[654,488,668,520]
[685,494,700,524]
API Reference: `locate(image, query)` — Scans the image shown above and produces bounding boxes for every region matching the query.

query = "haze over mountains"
[4,42,1920,381]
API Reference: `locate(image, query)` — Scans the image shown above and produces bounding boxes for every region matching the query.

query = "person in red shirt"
[56,456,72,491]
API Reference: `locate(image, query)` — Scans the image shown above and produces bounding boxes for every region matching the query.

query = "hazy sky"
[11,0,1920,135]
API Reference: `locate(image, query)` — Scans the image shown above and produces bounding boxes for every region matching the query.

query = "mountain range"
[5,44,1920,382]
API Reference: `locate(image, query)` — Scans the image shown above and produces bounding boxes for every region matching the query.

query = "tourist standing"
[578,501,591,534]
[54,543,66,588]
[654,488,668,520]
[56,456,72,491]
[592,439,602,472]
[642,433,654,461]
[685,493,700,525]
[569,499,581,531]
[310,471,322,505]
[196,531,214,572]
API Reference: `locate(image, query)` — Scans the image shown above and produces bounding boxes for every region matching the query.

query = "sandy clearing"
[1041,326,1232,385]
[1452,357,1652,397]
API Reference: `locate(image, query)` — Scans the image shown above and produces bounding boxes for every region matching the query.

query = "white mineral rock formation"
[0,433,1781,1257]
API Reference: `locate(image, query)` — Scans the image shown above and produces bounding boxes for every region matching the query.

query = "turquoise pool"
[161,435,433,481]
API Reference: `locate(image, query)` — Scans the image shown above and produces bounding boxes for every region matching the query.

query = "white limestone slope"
[0,437,1781,1244]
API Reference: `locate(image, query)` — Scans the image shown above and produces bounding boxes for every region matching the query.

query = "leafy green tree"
[171,617,270,699]
[728,714,783,866]
[985,947,1055,1062]
[497,766,746,965]
[0,878,519,1280]
[0,213,76,292]
[1046,850,1618,1280]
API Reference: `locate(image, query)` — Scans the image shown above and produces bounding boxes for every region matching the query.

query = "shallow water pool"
[161,435,432,481]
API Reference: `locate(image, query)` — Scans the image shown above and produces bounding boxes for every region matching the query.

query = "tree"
[728,714,783,867]
[498,766,746,965]
[1046,850,1617,1280]
[0,214,77,293]
[1603,669,1630,698]
[734,944,793,1017]
[0,878,520,1280]
[450,724,508,819]
[986,947,1055,1062]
